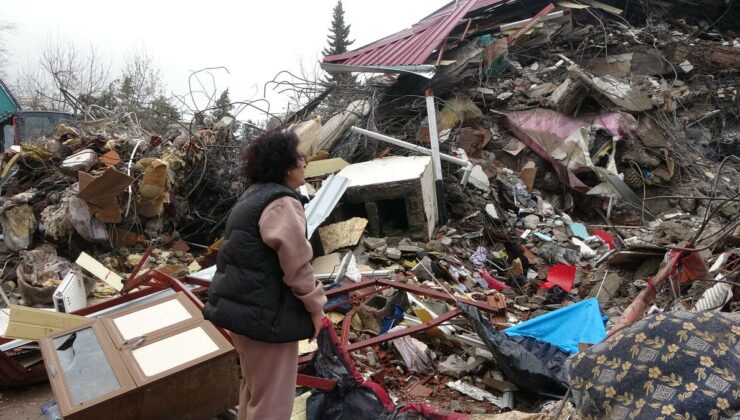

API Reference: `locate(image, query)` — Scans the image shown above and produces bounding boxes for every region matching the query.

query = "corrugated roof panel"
[324,0,507,67]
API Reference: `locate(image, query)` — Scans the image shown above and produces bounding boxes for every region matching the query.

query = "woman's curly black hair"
[241,129,300,183]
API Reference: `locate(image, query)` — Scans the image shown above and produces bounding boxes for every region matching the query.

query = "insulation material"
[292,117,322,156]
[136,158,170,218]
[317,100,371,151]
[0,190,37,251]
[305,158,349,179]
[40,201,71,241]
[437,96,483,131]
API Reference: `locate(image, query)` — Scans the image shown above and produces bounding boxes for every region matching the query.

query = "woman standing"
[203,130,326,420]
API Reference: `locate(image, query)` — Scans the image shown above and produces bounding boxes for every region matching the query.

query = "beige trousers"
[230,332,299,420]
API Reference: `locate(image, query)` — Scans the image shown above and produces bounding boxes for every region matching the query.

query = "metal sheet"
[323,0,504,67]
[304,175,350,238]
[320,63,437,79]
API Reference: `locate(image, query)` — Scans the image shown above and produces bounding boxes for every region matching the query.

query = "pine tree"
[211,89,234,122]
[323,1,355,86]
[323,1,354,57]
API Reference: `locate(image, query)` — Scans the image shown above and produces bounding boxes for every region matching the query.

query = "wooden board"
[1,305,91,340]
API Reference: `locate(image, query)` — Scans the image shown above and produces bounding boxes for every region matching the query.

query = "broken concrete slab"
[468,165,490,192]
[438,354,486,379]
[363,237,387,250]
[319,217,368,254]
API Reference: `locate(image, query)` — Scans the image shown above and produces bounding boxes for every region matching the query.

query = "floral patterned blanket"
[567,310,738,419]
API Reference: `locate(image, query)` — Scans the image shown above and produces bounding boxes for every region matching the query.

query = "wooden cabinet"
[40,292,238,420]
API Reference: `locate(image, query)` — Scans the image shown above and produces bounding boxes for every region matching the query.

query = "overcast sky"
[4,0,449,120]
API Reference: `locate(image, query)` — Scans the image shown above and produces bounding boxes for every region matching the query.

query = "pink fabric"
[505,109,638,192]
[230,332,299,420]
[481,269,509,291]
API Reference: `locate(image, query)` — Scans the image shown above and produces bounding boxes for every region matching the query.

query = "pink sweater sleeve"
[259,196,327,314]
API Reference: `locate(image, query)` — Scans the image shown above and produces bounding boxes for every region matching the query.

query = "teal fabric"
[504,298,607,354]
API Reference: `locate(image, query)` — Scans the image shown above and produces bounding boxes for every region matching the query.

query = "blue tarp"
[503,298,607,354]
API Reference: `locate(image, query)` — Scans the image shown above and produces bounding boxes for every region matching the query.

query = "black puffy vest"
[202,182,314,343]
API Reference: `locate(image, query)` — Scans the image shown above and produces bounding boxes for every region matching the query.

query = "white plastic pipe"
[425,89,444,183]
[349,126,474,185]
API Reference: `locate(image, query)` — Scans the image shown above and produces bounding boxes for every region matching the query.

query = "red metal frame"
[296,277,499,390]
[507,3,556,43]
[119,246,154,294]
[2,270,499,393]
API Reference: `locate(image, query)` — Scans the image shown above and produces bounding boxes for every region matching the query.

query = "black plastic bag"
[459,303,569,397]
[305,319,393,420]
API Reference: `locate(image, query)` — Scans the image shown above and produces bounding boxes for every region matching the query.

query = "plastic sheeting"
[504,298,607,354]
[306,318,485,420]
[306,318,393,420]
[460,303,569,397]
[506,110,637,192]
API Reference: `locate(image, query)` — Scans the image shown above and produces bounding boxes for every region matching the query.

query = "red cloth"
[541,264,576,292]
[592,230,616,250]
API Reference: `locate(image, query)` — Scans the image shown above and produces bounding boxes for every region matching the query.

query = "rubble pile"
[1,0,738,418]
[300,0,740,417]
[0,116,241,307]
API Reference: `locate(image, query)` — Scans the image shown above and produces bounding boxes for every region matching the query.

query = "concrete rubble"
[1,0,739,418]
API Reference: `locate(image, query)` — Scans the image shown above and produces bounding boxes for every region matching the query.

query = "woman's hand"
[309,311,324,343]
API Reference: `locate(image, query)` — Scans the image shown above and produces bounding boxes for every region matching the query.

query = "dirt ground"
[0,382,53,420]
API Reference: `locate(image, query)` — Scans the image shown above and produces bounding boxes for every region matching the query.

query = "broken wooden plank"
[76,252,124,290]
[1,305,91,340]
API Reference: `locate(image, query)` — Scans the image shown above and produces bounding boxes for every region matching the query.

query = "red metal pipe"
[296,374,337,391]
[340,307,358,346]
[120,246,154,294]
[346,309,461,351]
[376,279,500,313]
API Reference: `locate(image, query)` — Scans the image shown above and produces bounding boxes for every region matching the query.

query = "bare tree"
[39,38,111,112]
[10,64,55,109]
[0,21,15,78]
[118,51,164,108]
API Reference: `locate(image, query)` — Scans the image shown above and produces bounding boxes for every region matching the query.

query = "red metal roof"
[323,0,505,67]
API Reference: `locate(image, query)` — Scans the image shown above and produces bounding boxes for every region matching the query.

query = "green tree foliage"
[322,0,354,57]
[211,89,234,122]
[323,1,356,86]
